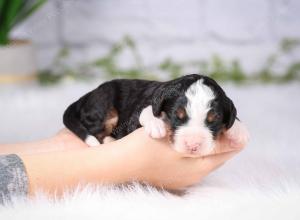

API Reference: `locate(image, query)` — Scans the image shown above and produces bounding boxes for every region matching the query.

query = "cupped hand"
[117,124,248,190]
[57,120,248,190]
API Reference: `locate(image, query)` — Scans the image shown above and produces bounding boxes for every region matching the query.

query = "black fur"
[63,74,237,143]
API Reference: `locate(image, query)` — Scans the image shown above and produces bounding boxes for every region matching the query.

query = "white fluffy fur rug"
[0,81,299,219]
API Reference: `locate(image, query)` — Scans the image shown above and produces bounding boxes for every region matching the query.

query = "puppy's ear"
[223,97,237,129]
[152,83,182,117]
[152,87,166,117]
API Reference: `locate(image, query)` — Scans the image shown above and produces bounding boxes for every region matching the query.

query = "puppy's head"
[152,74,236,155]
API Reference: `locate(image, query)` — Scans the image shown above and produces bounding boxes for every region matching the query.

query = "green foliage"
[92,36,147,79]
[159,58,182,79]
[37,47,92,85]
[280,38,300,53]
[37,36,300,85]
[209,55,230,81]
[0,0,47,45]
[255,38,300,83]
[37,69,62,85]
[281,62,300,82]
[229,60,246,83]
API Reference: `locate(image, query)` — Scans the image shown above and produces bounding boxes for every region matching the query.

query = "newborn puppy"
[63,74,246,155]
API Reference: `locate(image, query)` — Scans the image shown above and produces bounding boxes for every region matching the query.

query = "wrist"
[55,129,89,151]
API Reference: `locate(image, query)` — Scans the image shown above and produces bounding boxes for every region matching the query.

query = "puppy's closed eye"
[207,110,220,123]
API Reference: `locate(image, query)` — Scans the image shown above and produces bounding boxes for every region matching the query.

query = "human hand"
[52,121,248,191]
[119,122,248,190]
[10,118,247,197]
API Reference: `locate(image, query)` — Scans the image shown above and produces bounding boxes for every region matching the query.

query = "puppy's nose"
[185,141,202,153]
[189,146,199,152]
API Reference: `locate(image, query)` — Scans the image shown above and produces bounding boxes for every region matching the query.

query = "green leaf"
[0,0,23,44]
[12,0,47,27]
[124,35,135,49]
[57,47,69,59]
[159,58,183,78]
[281,62,300,82]
[230,60,246,83]
[0,0,47,45]
[0,0,5,15]
[37,69,62,85]
[209,55,229,81]
[280,38,300,53]
[3,0,23,28]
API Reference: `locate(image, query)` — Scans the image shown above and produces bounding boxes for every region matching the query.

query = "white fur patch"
[173,79,216,155]
[85,135,101,147]
[185,79,215,122]
[139,105,166,139]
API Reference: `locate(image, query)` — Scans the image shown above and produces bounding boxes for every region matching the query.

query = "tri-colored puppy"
[63,74,248,155]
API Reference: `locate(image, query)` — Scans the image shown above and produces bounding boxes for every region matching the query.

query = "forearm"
[0,129,88,155]
[19,140,133,197]
[0,138,66,155]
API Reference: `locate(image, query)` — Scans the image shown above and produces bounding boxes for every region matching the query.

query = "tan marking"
[176,107,187,120]
[161,112,174,144]
[104,108,118,134]
[96,108,119,143]
[207,110,219,123]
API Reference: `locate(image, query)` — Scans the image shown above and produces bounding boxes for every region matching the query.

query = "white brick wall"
[11,0,300,73]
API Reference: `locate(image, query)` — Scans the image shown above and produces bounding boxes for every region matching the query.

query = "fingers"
[224,120,250,149]
[211,122,249,155]
[211,137,241,155]
[161,151,241,190]
[196,150,242,174]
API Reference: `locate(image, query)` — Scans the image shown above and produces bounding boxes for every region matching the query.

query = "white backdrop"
[11,0,300,73]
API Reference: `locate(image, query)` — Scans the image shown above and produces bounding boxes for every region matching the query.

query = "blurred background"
[0,0,299,144]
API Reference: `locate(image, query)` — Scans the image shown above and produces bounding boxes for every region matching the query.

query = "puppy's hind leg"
[85,135,101,147]
[68,83,119,147]
[103,136,116,144]
[81,106,119,146]
[63,101,92,143]
[86,134,116,147]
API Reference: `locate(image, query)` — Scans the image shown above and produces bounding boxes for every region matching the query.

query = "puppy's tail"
[63,101,89,141]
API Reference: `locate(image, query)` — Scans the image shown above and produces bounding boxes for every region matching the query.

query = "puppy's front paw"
[225,120,250,148]
[144,118,167,139]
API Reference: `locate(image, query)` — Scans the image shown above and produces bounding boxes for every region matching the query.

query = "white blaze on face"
[173,79,216,155]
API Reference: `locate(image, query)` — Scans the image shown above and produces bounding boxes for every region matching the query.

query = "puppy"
[63,74,247,155]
